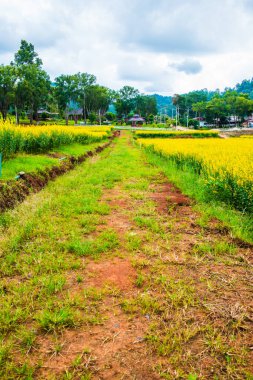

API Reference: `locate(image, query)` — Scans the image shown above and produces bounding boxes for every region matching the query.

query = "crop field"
[134,130,219,138]
[0,131,252,379]
[0,122,111,161]
[138,137,253,213]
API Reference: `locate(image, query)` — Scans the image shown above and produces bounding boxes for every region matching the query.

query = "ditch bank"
[0,131,120,212]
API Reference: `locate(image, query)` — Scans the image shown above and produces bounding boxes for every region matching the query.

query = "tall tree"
[13,40,50,123]
[75,72,96,123]
[14,40,42,67]
[54,74,78,125]
[85,85,111,124]
[115,86,139,118]
[0,65,16,121]
[135,95,157,119]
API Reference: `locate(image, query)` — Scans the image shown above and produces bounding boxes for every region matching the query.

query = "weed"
[126,233,142,251]
[16,328,36,353]
[77,275,83,283]
[40,275,66,295]
[36,307,78,332]
[134,216,161,233]
[67,229,119,257]
[135,273,145,288]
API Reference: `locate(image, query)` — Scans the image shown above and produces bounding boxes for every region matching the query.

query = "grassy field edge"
[0,136,116,215]
[140,143,253,244]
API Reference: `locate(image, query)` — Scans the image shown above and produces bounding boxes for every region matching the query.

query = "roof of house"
[67,108,83,116]
[129,114,145,122]
[37,109,59,115]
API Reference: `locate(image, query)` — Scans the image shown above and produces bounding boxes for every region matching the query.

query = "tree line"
[1,40,253,127]
[173,87,253,127]
[0,40,157,124]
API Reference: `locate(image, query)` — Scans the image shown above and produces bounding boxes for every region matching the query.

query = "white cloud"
[0,0,253,94]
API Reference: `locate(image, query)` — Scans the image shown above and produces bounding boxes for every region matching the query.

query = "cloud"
[0,0,253,94]
[117,57,174,93]
[116,0,253,55]
[170,59,202,75]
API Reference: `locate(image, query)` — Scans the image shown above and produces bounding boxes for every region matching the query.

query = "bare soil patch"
[150,182,191,213]
[87,258,135,291]
[35,302,158,380]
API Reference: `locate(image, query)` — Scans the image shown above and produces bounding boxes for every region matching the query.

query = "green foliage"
[0,65,16,121]
[205,170,253,213]
[235,78,253,99]
[114,86,140,117]
[13,40,51,123]
[14,40,42,67]
[192,90,253,126]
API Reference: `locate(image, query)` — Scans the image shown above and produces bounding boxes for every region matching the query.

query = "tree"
[0,65,16,121]
[115,86,139,118]
[192,90,253,127]
[54,74,78,125]
[235,78,253,99]
[13,40,50,124]
[14,40,42,67]
[135,95,157,119]
[224,91,253,125]
[75,72,96,123]
[192,101,207,118]
[85,85,111,124]
[173,91,208,120]
[105,112,116,121]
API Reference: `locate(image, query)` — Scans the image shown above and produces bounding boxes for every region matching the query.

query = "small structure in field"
[129,114,145,127]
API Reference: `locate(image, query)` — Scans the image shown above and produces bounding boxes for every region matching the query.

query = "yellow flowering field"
[138,137,253,212]
[0,122,111,160]
[134,130,219,138]
[3,123,110,136]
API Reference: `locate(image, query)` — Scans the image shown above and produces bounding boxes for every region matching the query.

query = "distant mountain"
[234,78,253,99]
[152,94,176,116]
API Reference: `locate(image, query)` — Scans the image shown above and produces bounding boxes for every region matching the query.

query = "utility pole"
[186,107,190,128]
[83,92,86,125]
[176,106,180,127]
[98,109,101,125]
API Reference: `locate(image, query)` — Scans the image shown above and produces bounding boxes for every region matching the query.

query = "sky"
[0,0,253,95]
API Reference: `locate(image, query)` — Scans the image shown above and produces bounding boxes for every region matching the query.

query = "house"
[37,109,59,120]
[67,108,83,121]
[128,114,145,127]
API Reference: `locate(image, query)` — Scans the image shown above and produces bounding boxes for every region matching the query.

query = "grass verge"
[142,146,253,244]
[0,142,106,181]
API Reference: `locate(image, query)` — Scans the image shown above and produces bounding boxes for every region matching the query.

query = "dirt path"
[0,132,252,380]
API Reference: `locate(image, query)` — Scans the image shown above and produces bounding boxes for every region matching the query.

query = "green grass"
[0,141,107,181]
[0,154,58,180]
[0,132,252,379]
[0,132,161,377]
[53,142,104,157]
[36,307,78,332]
